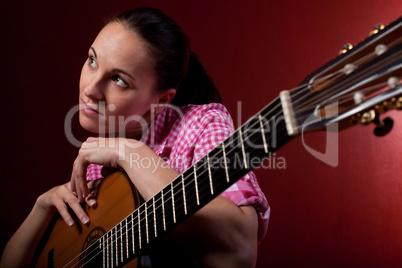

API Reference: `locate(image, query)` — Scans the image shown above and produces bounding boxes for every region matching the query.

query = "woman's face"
[79,22,174,138]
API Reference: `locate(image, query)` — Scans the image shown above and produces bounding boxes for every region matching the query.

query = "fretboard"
[97,97,292,267]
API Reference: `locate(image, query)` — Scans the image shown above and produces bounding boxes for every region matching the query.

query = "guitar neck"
[97,97,292,265]
[96,16,402,266]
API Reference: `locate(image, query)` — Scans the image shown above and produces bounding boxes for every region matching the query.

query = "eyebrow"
[90,47,97,58]
[90,47,136,80]
[112,68,136,80]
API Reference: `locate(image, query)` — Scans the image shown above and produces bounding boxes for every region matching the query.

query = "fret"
[115,227,118,267]
[193,165,200,205]
[98,237,102,266]
[106,231,110,268]
[138,208,142,249]
[259,113,269,154]
[90,98,291,267]
[110,228,114,268]
[100,236,105,268]
[238,128,248,169]
[206,153,214,195]
[182,174,188,215]
[120,221,123,263]
[161,189,166,230]
[171,183,176,223]
[222,142,230,183]
[125,218,129,259]
[153,196,157,237]
[181,169,196,213]
[145,202,149,244]
[131,213,135,254]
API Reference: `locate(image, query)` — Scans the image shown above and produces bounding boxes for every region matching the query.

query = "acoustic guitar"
[35,16,402,267]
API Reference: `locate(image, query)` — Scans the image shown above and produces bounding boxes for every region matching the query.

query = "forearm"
[0,198,55,268]
[168,196,258,267]
[119,151,258,266]
[118,143,180,200]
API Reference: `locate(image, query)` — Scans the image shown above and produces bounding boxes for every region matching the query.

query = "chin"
[79,115,101,134]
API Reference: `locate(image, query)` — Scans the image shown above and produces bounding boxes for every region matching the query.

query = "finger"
[82,137,99,149]
[51,187,88,226]
[59,187,90,225]
[85,194,97,208]
[70,176,76,193]
[72,154,90,202]
[52,196,75,226]
[70,161,77,193]
[67,197,90,225]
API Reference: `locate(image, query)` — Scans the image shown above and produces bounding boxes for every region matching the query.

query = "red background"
[1,0,401,267]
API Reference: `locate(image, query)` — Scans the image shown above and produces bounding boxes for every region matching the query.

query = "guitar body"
[35,172,141,267]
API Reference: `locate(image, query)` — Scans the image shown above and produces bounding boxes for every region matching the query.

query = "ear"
[156,88,176,105]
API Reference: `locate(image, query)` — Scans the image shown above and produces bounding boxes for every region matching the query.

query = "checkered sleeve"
[86,163,103,181]
[190,106,269,242]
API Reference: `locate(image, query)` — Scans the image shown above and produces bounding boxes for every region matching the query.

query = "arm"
[72,137,259,267]
[116,143,258,266]
[0,183,96,268]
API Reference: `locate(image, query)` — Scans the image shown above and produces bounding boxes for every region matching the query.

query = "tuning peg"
[339,43,353,55]
[369,23,385,36]
[359,110,376,125]
[358,109,394,136]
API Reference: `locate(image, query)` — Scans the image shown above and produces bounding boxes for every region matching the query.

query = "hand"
[37,181,98,226]
[70,137,141,202]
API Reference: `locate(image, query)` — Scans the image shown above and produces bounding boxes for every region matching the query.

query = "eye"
[112,75,129,87]
[88,56,98,68]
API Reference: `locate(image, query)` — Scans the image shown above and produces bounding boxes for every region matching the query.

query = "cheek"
[111,99,151,126]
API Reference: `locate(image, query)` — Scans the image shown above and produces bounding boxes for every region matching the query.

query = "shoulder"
[173,103,233,127]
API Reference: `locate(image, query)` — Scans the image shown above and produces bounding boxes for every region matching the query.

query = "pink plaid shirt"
[86,103,269,242]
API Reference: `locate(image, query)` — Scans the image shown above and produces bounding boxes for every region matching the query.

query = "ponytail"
[172,51,222,107]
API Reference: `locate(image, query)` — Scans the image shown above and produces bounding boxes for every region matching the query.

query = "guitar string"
[66,38,401,268]
[292,37,402,110]
[86,79,401,267]
[293,49,400,116]
[294,55,402,123]
[71,78,358,267]
[291,45,380,105]
[64,102,279,267]
[68,52,392,268]
[294,49,402,117]
[274,34,402,104]
[65,95,287,267]
[70,48,398,268]
[107,70,400,268]
[72,56,399,268]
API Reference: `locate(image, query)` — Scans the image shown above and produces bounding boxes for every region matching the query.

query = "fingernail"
[88,199,96,207]
[82,216,89,224]
[67,220,74,226]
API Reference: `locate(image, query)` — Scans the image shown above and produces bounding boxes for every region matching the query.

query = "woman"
[1,7,269,267]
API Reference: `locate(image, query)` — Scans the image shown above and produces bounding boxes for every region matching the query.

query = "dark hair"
[107,7,222,106]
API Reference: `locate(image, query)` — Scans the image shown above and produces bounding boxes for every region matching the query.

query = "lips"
[81,100,104,116]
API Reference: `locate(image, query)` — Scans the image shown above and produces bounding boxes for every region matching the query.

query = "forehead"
[92,22,151,71]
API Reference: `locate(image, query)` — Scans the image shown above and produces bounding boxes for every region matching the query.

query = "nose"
[82,72,104,101]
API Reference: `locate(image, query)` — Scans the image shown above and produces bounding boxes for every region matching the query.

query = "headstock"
[280,16,402,137]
